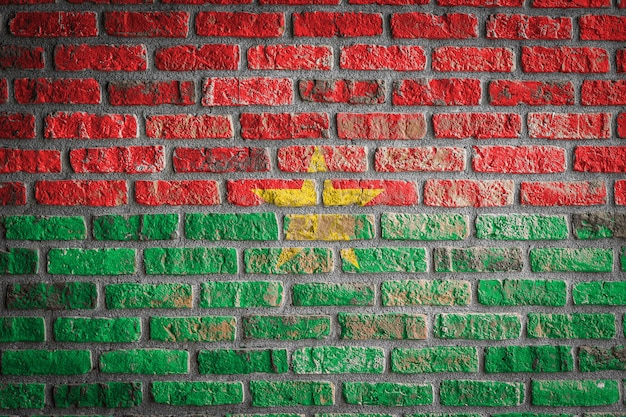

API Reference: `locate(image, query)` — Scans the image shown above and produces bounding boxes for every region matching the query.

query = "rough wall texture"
[0,0,625,416]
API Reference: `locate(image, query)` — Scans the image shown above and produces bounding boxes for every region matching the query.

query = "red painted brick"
[299,79,385,105]
[473,146,566,174]
[15,78,100,105]
[393,79,481,106]
[618,50,626,73]
[277,146,367,172]
[70,146,165,174]
[521,181,606,206]
[248,45,332,71]
[293,12,383,37]
[35,180,128,206]
[163,0,248,3]
[260,0,338,3]
[0,182,26,206]
[580,15,626,40]
[9,12,97,37]
[0,113,36,139]
[521,47,609,73]
[337,113,426,140]
[0,0,53,3]
[324,179,418,206]
[0,149,61,173]
[157,44,240,70]
[438,0,523,5]
[44,113,137,140]
[0,79,6,104]
[108,81,195,106]
[146,115,232,139]
[196,12,284,38]
[582,81,626,106]
[135,180,220,206]
[534,0,609,5]
[391,13,478,39]
[104,12,189,38]
[433,47,514,72]
[486,14,572,40]
[574,146,626,173]
[375,147,466,172]
[68,0,152,2]
[227,179,314,206]
[340,45,426,71]
[241,113,329,140]
[55,45,147,71]
[618,113,626,138]
[424,179,514,207]
[173,147,271,173]
[433,113,521,139]
[0,46,44,70]
[616,181,626,205]
[202,78,292,106]
[350,0,428,3]
[489,80,574,106]
[528,113,611,140]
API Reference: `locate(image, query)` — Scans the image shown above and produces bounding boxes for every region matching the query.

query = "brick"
[9,12,97,37]
[0,78,6,103]
[2,350,91,375]
[530,248,613,272]
[156,44,239,71]
[0,113,36,139]
[0,149,61,173]
[249,381,334,406]
[381,279,471,306]
[104,12,188,37]
[619,113,626,137]
[261,0,338,3]
[135,180,219,206]
[6,282,96,310]
[299,79,385,104]
[196,12,284,38]
[531,380,619,406]
[0,248,38,275]
[144,247,237,275]
[337,113,426,140]
[343,382,432,406]
[582,80,626,106]
[479,279,567,306]
[203,78,292,106]
[391,347,478,373]
[293,12,382,37]
[53,382,142,408]
[338,313,427,340]
[580,16,626,41]
[70,146,165,174]
[439,0,523,4]
[152,381,243,406]
[0,45,44,69]
[579,346,626,371]
[55,44,146,71]
[174,147,270,173]
[293,346,384,374]
[573,282,626,305]
[486,15,572,39]
[424,179,514,208]
[0,384,44,409]
[617,181,626,205]
[94,214,178,241]
[476,214,568,241]
[5,215,85,241]
[100,349,187,374]
[433,113,521,139]
[278,146,366,173]
[485,346,573,373]
[528,113,610,140]
[340,45,425,71]
[575,147,626,172]
[528,313,616,339]
[108,81,195,106]
[44,112,137,139]
[440,381,524,406]
[15,78,100,104]
[199,349,287,374]
[284,214,373,241]
[245,248,333,274]
[573,213,626,239]
[106,283,192,309]
[340,247,427,273]
[490,80,574,105]
[473,146,566,174]
[241,113,328,139]
[243,315,331,340]
[48,248,135,276]
[393,78,481,106]
[69,0,153,2]
[323,180,418,206]
[163,0,249,2]
[433,47,514,72]
[534,0,609,5]
[201,281,282,308]
[0,317,45,342]
[382,213,468,241]
[292,283,375,306]
[186,213,277,241]
[521,181,606,206]
[435,313,522,340]
[391,13,477,39]
[54,317,140,342]
[0,182,26,206]
[375,147,465,173]
[146,114,232,139]
[522,47,608,73]
[150,316,236,342]
[228,179,316,207]
[249,45,332,70]
[350,0,427,2]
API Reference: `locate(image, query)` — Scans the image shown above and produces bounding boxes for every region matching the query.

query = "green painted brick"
[105,283,192,309]
[53,382,142,408]
[292,347,384,374]
[338,313,427,340]
[391,347,478,373]
[572,213,626,239]
[408,414,483,417]
[6,282,96,310]
[316,414,392,417]
[200,281,283,308]
[530,248,613,272]
[382,213,468,240]
[493,414,573,417]
[4,216,86,240]
[381,279,470,306]
[531,380,619,406]
[1,349,91,375]
[243,315,330,340]
[435,313,521,340]
[476,214,568,240]
[0,384,45,409]
[0,249,38,275]
[342,382,433,406]
[0,317,45,342]
[230,415,304,417]
[186,212,278,240]
[150,316,235,342]
[93,214,178,241]
[434,247,523,273]
[528,313,616,339]
[292,283,375,306]
[622,247,626,271]
[48,248,136,275]
[573,281,626,305]
[440,380,525,407]
[284,214,374,241]
[144,247,237,275]
[478,279,566,306]
[99,349,188,375]
[54,317,140,343]
[249,381,334,407]
[485,345,573,373]
[151,381,243,406]
[198,349,288,374]
[244,248,333,274]
[579,346,626,371]
[340,247,426,273]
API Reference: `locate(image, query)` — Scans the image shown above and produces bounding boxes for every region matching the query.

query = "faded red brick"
[55,44,147,71]
[393,79,481,106]
[156,45,239,71]
[163,0,249,3]
[196,12,284,38]
[438,0,523,5]
[433,113,521,139]
[574,146,626,173]
[277,146,367,172]
[0,149,61,173]
[618,113,626,138]
[337,113,426,140]
[521,181,606,206]
[0,79,6,104]
[104,12,189,37]
[108,81,195,106]
[299,79,385,104]
[135,180,220,206]
[580,16,626,40]
[521,47,609,73]
[260,0,338,3]
[44,112,137,139]
[9,12,97,37]
[70,146,165,174]
[293,12,383,37]
[528,113,611,140]
[0,0,54,3]
[0,46,44,69]
[615,181,626,205]
[146,115,232,139]
[350,0,428,3]
[618,50,626,73]
[391,13,478,39]
[202,78,292,106]
[486,14,572,40]
[375,147,466,172]
[582,80,626,106]
[15,78,100,104]
[0,182,26,206]
[533,0,609,6]
[324,179,418,206]
[173,147,271,173]
[240,113,329,140]
[0,113,36,139]
[433,47,514,72]
[489,80,574,106]
[35,180,128,206]
[248,45,332,70]
[473,146,566,174]
[340,45,425,71]
[424,179,514,207]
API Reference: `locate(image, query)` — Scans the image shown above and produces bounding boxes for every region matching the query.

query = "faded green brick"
[200,281,283,308]
[485,346,573,373]
[0,384,45,409]
[244,248,333,274]
[99,349,188,375]
[230,415,304,417]
[1,349,91,375]
[476,214,568,240]
[54,317,140,343]
[572,213,626,239]
[408,414,482,417]
[382,213,468,240]
[391,347,478,373]
[342,382,433,406]
[105,283,192,309]
[4,216,86,240]
[150,316,235,342]
[186,212,278,241]
[573,281,626,305]
[250,381,334,407]
[292,347,384,374]
[381,279,470,306]
[152,381,243,406]
[0,249,38,275]
[435,313,521,340]
[434,247,522,273]
[316,414,392,417]
[53,382,142,408]
[48,248,135,275]
[243,315,330,340]
[531,380,619,406]
[340,247,426,273]
[622,247,626,271]
[94,214,178,241]
[144,247,237,275]
[338,313,427,340]
[440,380,525,407]
[6,282,96,310]
[0,317,45,342]
[292,283,375,306]
[494,414,572,417]
[478,279,566,306]
[284,214,374,241]
[530,248,613,272]
[199,349,288,374]
[579,346,626,371]
[528,313,616,339]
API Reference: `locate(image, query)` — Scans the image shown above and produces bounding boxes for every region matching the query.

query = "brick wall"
[0,0,625,415]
